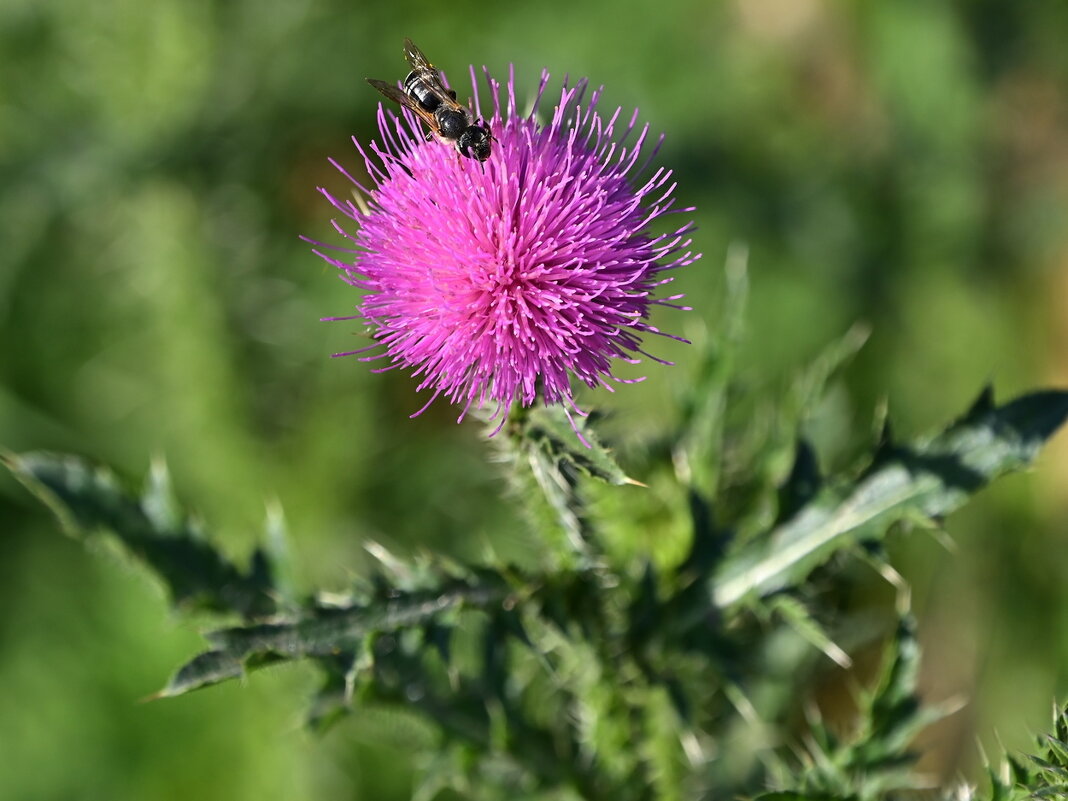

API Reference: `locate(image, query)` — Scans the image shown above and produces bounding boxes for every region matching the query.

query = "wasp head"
[458,121,493,162]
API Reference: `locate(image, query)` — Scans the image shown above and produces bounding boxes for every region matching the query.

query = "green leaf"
[306,649,364,733]
[772,611,951,800]
[711,389,1068,608]
[158,580,509,697]
[1000,702,1068,800]
[854,615,951,766]
[520,405,631,486]
[494,405,633,568]
[3,451,276,619]
[767,595,852,669]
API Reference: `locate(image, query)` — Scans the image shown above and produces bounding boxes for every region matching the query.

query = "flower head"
[311,65,699,434]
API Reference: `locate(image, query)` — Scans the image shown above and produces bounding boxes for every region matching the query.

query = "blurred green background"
[2,0,1068,798]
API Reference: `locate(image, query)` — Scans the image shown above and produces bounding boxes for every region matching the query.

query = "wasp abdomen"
[404,73,442,113]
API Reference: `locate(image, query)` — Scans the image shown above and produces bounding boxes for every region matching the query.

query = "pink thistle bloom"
[310,65,700,436]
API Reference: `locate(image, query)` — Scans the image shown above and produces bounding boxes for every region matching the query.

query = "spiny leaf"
[711,389,1068,608]
[492,405,631,568]
[766,595,851,669]
[158,648,246,697]
[854,615,952,764]
[1002,702,1068,799]
[306,649,364,733]
[521,405,632,485]
[158,581,509,697]
[776,611,950,800]
[3,451,276,619]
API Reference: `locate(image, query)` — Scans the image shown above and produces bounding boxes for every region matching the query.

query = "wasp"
[367,38,493,163]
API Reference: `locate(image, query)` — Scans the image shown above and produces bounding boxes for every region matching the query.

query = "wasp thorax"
[437,110,467,139]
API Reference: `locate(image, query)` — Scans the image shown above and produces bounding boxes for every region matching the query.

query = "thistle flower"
[311,65,699,436]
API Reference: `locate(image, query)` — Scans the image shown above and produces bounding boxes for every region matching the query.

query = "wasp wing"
[402,38,436,75]
[401,38,467,114]
[366,78,440,133]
